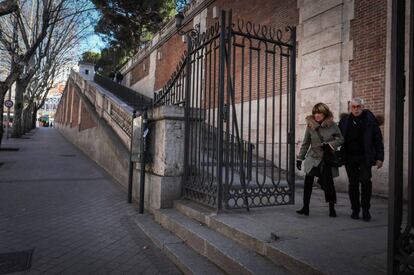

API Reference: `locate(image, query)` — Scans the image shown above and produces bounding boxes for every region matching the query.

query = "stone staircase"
[133,200,323,275]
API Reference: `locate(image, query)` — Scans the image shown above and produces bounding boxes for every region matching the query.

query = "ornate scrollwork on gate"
[398,226,414,273]
[191,21,220,50]
[233,19,295,44]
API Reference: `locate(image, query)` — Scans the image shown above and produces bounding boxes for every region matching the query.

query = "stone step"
[154,208,291,275]
[174,200,323,275]
[132,213,225,275]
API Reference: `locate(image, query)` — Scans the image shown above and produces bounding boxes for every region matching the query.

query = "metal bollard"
[127,110,137,204]
[138,111,148,214]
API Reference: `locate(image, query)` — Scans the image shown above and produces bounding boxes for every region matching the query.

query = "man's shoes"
[362,210,371,221]
[351,211,360,220]
[296,207,309,216]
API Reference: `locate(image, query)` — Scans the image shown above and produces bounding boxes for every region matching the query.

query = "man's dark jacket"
[338,110,384,166]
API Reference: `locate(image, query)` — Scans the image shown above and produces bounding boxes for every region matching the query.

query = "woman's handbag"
[329,149,345,168]
[315,128,344,168]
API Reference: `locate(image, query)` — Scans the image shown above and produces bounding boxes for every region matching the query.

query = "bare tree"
[20,0,93,134]
[0,0,94,142]
[23,22,86,133]
[0,0,18,17]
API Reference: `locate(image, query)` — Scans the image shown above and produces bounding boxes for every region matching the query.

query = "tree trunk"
[31,107,37,129]
[22,107,31,134]
[27,106,33,131]
[0,95,4,148]
[11,79,24,138]
[0,84,8,148]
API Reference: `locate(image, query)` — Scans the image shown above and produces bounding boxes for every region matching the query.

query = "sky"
[76,6,107,56]
[80,33,106,54]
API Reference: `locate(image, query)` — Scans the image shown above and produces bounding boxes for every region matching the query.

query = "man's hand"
[376,160,383,169]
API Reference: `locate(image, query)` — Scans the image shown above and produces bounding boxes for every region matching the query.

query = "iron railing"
[94,73,152,111]
[107,104,133,137]
[154,55,187,107]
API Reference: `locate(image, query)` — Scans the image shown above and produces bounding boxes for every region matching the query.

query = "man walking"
[115,72,124,84]
[339,98,384,221]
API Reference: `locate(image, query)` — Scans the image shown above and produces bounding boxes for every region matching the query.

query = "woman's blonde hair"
[312,103,333,118]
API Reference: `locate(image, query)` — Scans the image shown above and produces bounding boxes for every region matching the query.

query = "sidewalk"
[212,189,388,274]
[0,128,180,274]
[159,185,388,275]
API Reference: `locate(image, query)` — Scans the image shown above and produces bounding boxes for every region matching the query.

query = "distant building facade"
[77,62,95,81]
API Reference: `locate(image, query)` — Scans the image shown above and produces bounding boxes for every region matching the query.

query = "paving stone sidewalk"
[0,128,181,275]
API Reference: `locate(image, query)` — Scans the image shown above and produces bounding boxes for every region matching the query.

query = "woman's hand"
[322,143,333,152]
[296,160,302,170]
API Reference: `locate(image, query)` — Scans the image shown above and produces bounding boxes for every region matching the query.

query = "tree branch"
[0,0,17,17]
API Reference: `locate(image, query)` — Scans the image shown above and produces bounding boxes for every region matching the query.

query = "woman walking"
[296,103,344,217]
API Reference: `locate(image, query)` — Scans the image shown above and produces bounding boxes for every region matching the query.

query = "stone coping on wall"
[71,70,134,116]
[148,105,185,122]
[70,70,135,149]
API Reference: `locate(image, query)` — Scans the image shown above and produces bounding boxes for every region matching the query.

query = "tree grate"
[0,249,34,274]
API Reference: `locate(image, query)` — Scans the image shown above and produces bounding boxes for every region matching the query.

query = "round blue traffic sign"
[4,100,13,108]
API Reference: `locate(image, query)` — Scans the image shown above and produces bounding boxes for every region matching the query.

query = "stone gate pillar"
[133,105,185,213]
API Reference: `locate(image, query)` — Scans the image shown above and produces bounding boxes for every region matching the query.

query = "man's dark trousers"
[345,155,372,212]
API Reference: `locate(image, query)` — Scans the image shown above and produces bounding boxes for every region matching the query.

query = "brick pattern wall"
[79,102,97,131]
[212,0,298,104]
[55,78,97,131]
[130,56,150,86]
[349,0,387,116]
[154,34,187,91]
[71,90,80,127]
[66,86,73,126]
[136,0,298,95]
[205,0,297,30]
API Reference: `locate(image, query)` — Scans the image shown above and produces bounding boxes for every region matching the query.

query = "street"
[0,128,180,275]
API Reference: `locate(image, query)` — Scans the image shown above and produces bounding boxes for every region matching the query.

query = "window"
[85,69,89,75]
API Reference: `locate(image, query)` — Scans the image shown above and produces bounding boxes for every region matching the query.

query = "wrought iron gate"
[155,10,296,210]
[388,0,414,274]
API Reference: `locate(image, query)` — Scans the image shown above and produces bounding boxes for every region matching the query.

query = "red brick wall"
[349,0,387,116]
[57,79,97,131]
[66,87,73,126]
[132,0,298,94]
[206,0,297,29]
[130,56,150,86]
[79,102,97,131]
[71,90,80,127]
[154,33,187,91]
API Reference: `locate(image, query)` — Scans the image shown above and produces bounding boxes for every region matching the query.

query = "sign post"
[4,99,13,139]
[4,100,13,108]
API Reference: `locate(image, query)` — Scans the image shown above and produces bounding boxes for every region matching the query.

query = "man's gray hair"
[350,97,365,106]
